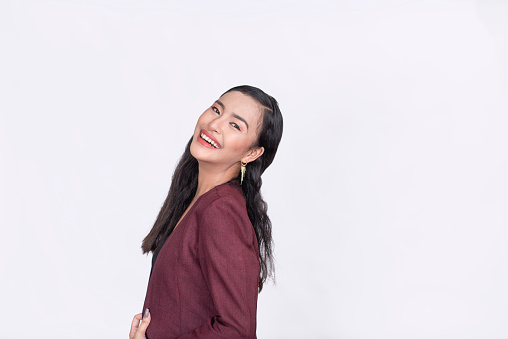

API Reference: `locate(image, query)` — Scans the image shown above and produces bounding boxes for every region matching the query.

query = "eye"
[212,106,220,114]
[230,122,241,131]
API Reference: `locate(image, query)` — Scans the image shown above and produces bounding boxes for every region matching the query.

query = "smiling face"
[190,91,265,170]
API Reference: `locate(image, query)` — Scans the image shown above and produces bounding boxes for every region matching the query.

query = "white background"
[1,0,507,338]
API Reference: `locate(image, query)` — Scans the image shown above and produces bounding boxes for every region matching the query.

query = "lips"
[199,129,222,149]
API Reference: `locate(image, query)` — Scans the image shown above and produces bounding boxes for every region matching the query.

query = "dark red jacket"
[142,180,260,338]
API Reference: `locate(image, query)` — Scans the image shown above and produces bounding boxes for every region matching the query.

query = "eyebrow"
[215,100,249,130]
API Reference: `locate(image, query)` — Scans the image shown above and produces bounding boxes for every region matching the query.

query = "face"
[190,91,265,169]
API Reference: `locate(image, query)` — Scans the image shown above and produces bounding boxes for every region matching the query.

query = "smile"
[199,130,221,149]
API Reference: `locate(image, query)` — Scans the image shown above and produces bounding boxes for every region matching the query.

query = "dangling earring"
[240,161,247,185]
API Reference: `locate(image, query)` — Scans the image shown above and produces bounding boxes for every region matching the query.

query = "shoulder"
[198,181,246,213]
[196,182,255,242]
[214,181,245,202]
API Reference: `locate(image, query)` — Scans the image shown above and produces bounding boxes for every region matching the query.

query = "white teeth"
[200,132,219,148]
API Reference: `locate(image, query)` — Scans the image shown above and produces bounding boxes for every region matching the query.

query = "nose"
[208,115,223,133]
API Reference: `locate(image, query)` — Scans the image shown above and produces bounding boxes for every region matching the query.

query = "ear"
[242,146,264,164]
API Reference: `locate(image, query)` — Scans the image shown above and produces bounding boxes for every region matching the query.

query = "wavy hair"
[141,85,283,291]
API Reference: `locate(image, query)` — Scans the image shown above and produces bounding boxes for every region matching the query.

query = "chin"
[189,138,208,163]
[189,137,200,159]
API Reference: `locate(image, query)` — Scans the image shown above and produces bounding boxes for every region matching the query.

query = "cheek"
[195,114,204,125]
[229,135,256,154]
[196,111,209,124]
[194,114,206,132]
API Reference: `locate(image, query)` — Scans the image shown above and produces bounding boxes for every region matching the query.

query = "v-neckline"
[173,179,240,231]
[172,195,200,232]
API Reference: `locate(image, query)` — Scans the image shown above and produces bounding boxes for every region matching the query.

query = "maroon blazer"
[142,180,260,339]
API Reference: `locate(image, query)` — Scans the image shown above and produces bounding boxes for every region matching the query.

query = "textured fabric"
[150,230,171,278]
[142,180,260,339]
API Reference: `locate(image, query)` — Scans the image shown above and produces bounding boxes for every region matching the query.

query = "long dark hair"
[141,85,283,291]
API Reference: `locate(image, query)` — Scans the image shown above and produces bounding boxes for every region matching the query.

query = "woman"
[129,85,283,339]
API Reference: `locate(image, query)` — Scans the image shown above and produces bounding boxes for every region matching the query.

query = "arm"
[178,195,259,339]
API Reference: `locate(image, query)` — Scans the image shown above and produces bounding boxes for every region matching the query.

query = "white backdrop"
[1,0,507,338]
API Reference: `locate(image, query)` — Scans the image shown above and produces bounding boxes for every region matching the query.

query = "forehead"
[219,91,263,130]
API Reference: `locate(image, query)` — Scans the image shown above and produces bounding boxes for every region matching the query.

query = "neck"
[195,161,240,198]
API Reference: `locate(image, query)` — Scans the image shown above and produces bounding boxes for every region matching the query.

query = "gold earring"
[240,161,247,185]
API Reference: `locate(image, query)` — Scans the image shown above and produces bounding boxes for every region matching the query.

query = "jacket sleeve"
[177,194,259,339]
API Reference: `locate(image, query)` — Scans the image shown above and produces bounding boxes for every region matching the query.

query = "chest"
[151,212,202,281]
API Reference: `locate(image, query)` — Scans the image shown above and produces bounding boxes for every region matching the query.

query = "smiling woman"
[129,85,283,339]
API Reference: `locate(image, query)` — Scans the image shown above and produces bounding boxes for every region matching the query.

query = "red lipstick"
[198,129,221,149]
